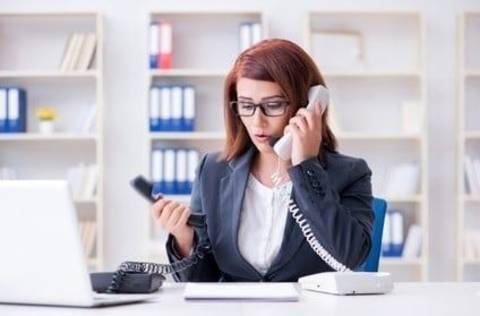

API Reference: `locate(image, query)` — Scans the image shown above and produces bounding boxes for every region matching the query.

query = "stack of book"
[66,163,98,200]
[239,22,262,52]
[149,85,195,131]
[151,148,199,195]
[79,220,96,258]
[0,87,27,133]
[59,32,97,72]
[464,154,480,196]
[149,22,172,69]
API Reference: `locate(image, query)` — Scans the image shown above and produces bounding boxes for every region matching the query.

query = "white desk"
[0,282,479,316]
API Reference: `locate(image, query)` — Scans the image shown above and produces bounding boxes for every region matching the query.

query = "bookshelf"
[0,12,104,271]
[457,11,480,281]
[145,10,267,261]
[305,11,428,281]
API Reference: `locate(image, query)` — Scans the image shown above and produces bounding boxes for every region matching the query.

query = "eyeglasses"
[230,100,290,117]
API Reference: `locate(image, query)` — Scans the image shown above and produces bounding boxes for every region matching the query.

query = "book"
[76,33,97,71]
[60,34,76,71]
[402,224,422,258]
[66,33,84,71]
[464,155,479,195]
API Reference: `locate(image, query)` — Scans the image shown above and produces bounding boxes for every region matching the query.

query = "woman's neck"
[251,151,291,187]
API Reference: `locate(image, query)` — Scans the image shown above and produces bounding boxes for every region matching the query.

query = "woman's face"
[235,77,292,154]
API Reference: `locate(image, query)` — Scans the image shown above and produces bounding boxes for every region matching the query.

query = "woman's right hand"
[151,198,194,257]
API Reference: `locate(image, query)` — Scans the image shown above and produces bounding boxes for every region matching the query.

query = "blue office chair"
[357,198,387,272]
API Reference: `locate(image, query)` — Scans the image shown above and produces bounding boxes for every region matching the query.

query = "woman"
[152,39,374,282]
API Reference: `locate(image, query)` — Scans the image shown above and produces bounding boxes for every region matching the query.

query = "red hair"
[220,38,337,161]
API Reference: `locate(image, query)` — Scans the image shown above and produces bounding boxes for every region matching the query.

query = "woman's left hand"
[284,101,323,166]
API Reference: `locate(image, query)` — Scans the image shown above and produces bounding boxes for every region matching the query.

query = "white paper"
[184,283,299,301]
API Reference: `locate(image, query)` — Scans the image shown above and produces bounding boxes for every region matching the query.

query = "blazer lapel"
[220,146,262,279]
[267,153,329,276]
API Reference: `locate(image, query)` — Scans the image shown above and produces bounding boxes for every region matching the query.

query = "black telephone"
[90,176,211,294]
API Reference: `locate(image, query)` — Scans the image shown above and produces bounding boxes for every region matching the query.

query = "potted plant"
[36,106,57,134]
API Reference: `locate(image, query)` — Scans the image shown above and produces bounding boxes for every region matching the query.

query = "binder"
[149,23,160,69]
[182,86,195,131]
[251,22,262,45]
[381,211,392,257]
[7,88,27,133]
[158,22,172,69]
[187,150,199,193]
[390,211,404,256]
[0,88,7,133]
[159,86,172,131]
[175,149,189,194]
[163,149,176,194]
[170,86,183,131]
[149,86,161,131]
[239,22,252,52]
[151,149,165,195]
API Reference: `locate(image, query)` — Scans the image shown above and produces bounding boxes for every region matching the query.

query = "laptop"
[0,180,157,307]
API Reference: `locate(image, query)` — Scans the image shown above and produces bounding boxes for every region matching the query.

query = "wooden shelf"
[0,133,98,141]
[464,70,480,77]
[0,70,99,79]
[0,11,105,272]
[336,132,422,140]
[150,69,227,77]
[464,131,480,139]
[385,195,423,203]
[150,131,225,140]
[380,257,423,266]
[323,70,422,78]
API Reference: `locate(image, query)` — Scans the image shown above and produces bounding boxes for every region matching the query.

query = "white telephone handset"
[273,85,329,160]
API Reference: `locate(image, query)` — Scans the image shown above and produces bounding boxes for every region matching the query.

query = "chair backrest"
[357,197,387,272]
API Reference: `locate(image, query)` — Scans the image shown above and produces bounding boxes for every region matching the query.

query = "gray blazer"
[166,145,374,282]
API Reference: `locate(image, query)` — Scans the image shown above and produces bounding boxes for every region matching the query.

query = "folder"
[163,149,176,194]
[390,211,404,257]
[151,149,165,195]
[239,22,252,52]
[170,86,183,131]
[159,86,172,131]
[187,150,199,193]
[149,23,160,69]
[158,22,172,69]
[175,149,189,194]
[0,88,7,133]
[182,86,195,131]
[381,211,392,257]
[149,86,161,131]
[7,88,27,133]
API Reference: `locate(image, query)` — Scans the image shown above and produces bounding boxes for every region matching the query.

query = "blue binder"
[7,88,27,133]
[0,88,7,133]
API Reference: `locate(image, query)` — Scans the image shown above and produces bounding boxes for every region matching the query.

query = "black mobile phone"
[130,175,206,228]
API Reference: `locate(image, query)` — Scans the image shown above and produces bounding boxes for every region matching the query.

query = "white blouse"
[237,173,293,275]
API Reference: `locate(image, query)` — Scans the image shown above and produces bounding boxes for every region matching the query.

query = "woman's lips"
[254,134,270,142]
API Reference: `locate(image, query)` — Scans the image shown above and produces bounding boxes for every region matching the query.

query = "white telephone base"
[298,272,394,295]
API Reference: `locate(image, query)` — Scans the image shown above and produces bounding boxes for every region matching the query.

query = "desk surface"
[0,282,479,316]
